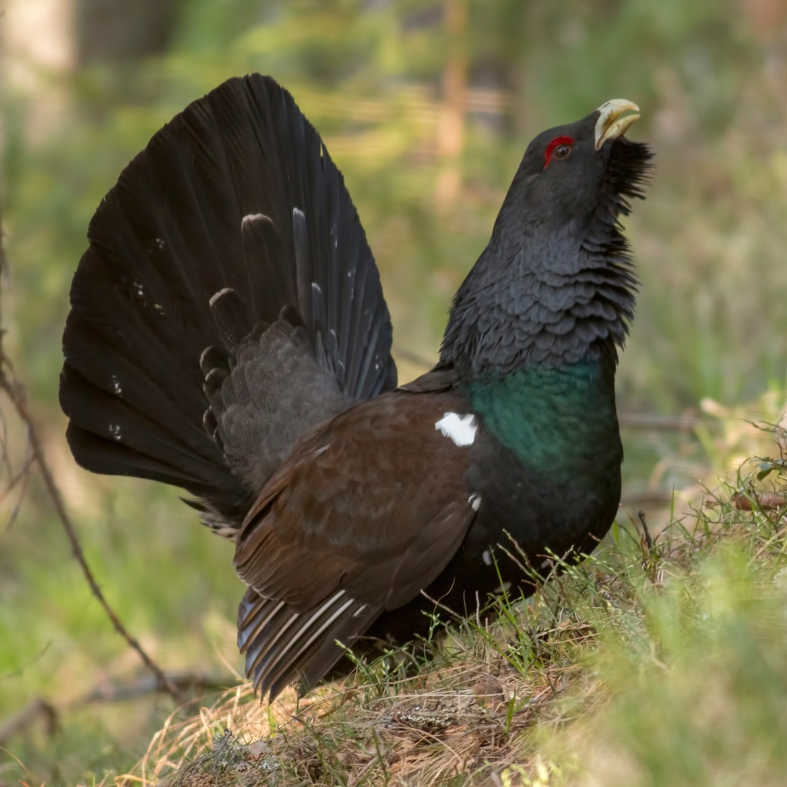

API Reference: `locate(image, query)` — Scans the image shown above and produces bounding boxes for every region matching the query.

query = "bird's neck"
[464,349,621,482]
[440,222,635,378]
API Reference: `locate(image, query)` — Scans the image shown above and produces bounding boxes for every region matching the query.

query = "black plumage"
[60,78,651,699]
[61,74,395,533]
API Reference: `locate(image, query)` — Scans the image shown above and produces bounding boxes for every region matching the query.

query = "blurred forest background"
[2,0,787,782]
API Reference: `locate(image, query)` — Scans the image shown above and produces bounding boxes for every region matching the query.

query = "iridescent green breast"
[464,355,622,485]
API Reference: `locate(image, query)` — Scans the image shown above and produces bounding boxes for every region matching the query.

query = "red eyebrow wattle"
[544,136,574,168]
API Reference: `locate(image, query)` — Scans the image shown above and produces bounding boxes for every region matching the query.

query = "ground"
[123,425,787,787]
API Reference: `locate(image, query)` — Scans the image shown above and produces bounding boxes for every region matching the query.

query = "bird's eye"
[543,135,575,168]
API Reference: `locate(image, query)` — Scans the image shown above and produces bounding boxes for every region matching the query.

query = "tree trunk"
[74,0,181,66]
[435,0,467,210]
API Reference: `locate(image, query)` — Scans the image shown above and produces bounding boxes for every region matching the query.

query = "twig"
[0,699,59,747]
[0,195,6,276]
[704,491,787,511]
[78,673,236,704]
[0,199,187,705]
[617,411,705,431]
[621,489,675,507]
[730,491,787,511]
[637,509,654,553]
[0,673,235,746]
[2,436,33,530]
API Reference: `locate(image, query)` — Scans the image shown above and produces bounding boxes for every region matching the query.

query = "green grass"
[0,466,244,784]
[116,426,787,787]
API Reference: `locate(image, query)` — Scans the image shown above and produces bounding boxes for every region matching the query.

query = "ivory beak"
[595,99,640,150]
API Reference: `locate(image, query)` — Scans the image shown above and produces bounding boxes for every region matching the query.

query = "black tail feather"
[61,74,397,529]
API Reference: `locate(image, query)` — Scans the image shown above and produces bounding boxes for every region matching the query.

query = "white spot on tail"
[469,494,481,511]
[435,412,477,447]
[155,237,165,250]
[110,375,122,396]
[482,550,493,566]
[242,213,271,228]
[209,288,233,307]
[109,423,121,441]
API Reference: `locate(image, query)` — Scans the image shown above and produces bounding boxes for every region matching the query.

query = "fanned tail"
[60,74,397,530]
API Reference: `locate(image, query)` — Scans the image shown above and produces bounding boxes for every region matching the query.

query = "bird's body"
[60,75,651,699]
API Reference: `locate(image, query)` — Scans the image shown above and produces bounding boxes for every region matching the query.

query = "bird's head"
[442,100,653,376]
[498,99,650,239]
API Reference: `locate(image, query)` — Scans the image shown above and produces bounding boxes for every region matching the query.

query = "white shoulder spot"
[435,412,477,447]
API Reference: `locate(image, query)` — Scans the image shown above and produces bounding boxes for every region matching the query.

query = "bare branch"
[0,699,59,748]
[0,197,187,705]
[78,672,236,704]
[0,672,235,746]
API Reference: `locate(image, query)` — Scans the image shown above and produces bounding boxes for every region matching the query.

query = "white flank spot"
[469,494,481,512]
[482,550,493,566]
[435,412,477,447]
[494,581,512,593]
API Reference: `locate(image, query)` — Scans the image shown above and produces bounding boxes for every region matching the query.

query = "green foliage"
[1,0,787,784]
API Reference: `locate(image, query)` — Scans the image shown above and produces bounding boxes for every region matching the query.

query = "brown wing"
[233,387,478,698]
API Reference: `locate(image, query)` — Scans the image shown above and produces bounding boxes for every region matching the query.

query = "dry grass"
[123,622,582,786]
[110,423,787,787]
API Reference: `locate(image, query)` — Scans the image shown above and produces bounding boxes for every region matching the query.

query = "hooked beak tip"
[595,99,640,150]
